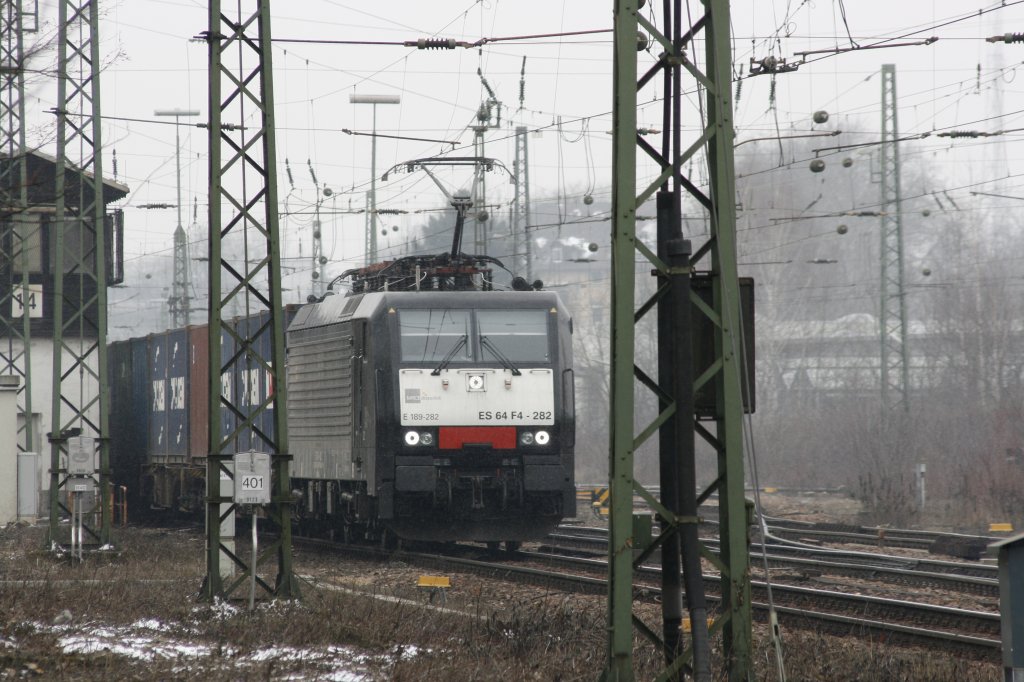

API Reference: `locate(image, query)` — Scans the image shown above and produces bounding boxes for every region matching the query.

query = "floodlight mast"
[349,93,400,265]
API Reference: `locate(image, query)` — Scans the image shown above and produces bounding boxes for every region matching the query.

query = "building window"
[11,213,42,274]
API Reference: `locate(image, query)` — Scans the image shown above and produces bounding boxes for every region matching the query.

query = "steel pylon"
[878,64,909,414]
[169,224,191,327]
[0,0,34,455]
[511,125,531,280]
[606,0,751,679]
[48,0,112,550]
[200,0,298,601]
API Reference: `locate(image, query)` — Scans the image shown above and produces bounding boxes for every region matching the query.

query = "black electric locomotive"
[108,210,576,547]
[288,285,575,544]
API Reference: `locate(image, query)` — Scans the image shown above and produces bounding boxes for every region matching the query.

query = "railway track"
[757,516,996,559]
[550,525,999,595]
[527,547,999,636]
[579,487,1000,560]
[556,537,1000,600]
[293,532,1002,662]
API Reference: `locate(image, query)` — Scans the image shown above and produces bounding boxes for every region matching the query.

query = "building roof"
[2,148,129,207]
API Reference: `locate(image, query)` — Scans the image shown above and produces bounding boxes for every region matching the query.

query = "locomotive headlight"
[535,430,550,445]
[420,432,434,446]
[520,432,535,446]
[404,431,420,446]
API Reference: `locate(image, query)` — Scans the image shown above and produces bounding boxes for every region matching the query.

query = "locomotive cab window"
[477,310,549,363]
[399,309,472,362]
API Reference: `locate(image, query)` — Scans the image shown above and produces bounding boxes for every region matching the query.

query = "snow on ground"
[14,612,424,680]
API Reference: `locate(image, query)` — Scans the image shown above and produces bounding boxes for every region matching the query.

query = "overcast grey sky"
[21,1,1024,289]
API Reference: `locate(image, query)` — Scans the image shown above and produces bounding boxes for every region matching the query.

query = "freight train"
[108,250,576,548]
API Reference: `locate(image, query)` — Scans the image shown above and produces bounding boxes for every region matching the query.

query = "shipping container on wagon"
[147,332,168,461]
[229,307,299,454]
[166,327,190,460]
[107,340,138,487]
[257,305,301,452]
[218,318,237,455]
[253,309,273,452]
[233,313,258,453]
[188,325,209,460]
[129,336,149,454]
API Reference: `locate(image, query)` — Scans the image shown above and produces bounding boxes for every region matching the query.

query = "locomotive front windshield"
[399,309,473,362]
[399,308,550,364]
[477,310,549,362]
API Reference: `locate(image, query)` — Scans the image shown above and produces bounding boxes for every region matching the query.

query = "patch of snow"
[249,646,304,663]
[37,618,380,675]
[243,644,384,680]
[59,630,212,662]
[131,618,169,632]
[25,618,397,680]
[190,597,241,621]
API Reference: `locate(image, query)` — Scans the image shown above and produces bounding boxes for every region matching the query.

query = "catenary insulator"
[987,33,1024,43]
[408,38,458,49]
[938,130,984,138]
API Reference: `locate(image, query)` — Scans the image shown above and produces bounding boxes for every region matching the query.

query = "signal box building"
[0,150,128,454]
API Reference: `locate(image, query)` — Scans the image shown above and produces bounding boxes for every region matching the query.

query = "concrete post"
[990,534,1024,681]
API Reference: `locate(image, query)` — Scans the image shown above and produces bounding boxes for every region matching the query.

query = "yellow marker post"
[417,575,450,605]
[682,616,715,633]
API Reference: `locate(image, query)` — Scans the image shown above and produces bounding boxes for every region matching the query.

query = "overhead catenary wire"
[90,0,1024,319]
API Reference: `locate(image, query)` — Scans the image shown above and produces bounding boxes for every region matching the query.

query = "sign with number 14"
[11,283,42,319]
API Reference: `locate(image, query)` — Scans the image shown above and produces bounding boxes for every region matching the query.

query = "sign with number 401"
[233,450,271,505]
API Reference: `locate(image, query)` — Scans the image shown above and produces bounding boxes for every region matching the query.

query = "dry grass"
[0,523,1003,680]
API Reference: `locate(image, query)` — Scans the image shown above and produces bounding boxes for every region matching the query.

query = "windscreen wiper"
[431,335,468,376]
[479,335,522,376]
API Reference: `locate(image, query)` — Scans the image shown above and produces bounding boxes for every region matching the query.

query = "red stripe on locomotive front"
[439,426,517,450]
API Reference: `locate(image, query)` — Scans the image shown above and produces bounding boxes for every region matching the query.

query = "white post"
[915,463,926,512]
[220,467,236,580]
[0,376,20,523]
